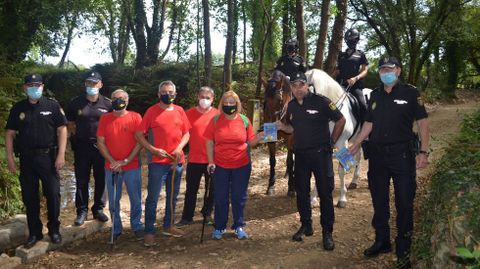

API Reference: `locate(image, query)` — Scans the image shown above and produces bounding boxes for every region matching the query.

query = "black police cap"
[85,71,102,82]
[290,71,307,83]
[379,57,400,68]
[24,74,43,84]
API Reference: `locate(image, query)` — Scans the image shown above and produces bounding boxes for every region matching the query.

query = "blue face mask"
[380,72,398,86]
[86,87,99,95]
[27,87,43,100]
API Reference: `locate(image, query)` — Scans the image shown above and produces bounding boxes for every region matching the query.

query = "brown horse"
[263,70,295,196]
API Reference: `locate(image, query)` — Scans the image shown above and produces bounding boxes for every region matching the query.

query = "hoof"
[336,201,347,208]
[266,187,275,195]
[287,190,296,197]
[347,182,358,190]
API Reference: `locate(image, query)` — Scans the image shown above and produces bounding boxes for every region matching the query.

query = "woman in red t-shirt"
[205,90,263,240]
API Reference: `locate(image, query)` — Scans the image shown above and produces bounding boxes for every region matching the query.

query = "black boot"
[292,225,314,241]
[93,210,109,222]
[363,241,392,257]
[322,231,335,251]
[24,234,43,249]
[74,212,87,226]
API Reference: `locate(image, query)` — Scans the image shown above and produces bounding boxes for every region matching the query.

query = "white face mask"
[199,98,212,109]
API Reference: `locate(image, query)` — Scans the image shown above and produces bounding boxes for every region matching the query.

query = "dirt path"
[21,92,479,269]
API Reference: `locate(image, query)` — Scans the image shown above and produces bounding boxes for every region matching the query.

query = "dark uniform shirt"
[365,82,428,144]
[66,95,112,143]
[336,49,368,88]
[286,92,343,150]
[275,54,307,78]
[5,97,67,150]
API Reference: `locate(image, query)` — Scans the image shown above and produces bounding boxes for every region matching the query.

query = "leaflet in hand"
[334,147,357,172]
[263,122,278,142]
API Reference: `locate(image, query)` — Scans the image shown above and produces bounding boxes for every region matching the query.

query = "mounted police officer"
[350,57,430,269]
[334,29,369,122]
[66,71,112,226]
[5,74,67,248]
[277,71,346,251]
[275,38,307,79]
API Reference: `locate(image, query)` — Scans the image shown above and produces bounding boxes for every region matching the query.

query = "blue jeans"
[145,163,183,234]
[213,163,251,230]
[106,169,143,235]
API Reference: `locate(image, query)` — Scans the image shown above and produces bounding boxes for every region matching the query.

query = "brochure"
[334,147,357,172]
[263,122,278,142]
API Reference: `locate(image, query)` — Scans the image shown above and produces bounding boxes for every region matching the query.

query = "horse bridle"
[268,78,291,121]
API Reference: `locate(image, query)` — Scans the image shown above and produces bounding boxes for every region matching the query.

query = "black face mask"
[346,40,358,49]
[160,93,175,105]
[112,98,127,111]
[222,105,237,115]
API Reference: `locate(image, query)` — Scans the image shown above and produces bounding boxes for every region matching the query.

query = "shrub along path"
[19,91,480,269]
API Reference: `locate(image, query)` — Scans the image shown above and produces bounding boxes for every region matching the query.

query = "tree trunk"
[117,12,131,64]
[443,40,459,98]
[295,0,306,59]
[132,0,148,68]
[312,0,330,69]
[58,16,76,68]
[324,0,347,75]
[281,0,291,56]
[159,0,178,62]
[203,0,213,84]
[255,0,274,97]
[232,0,239,65]
[196,0,201,87]
[223,0,234,94]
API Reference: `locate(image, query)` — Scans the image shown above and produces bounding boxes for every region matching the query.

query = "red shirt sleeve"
[138,107,152,134]
[179,107,192,133]
[246,118,255,142]
[97,114,107,137]
[204,117,215,141]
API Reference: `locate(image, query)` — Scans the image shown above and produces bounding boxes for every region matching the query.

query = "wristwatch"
[419,150,429,156]
[123,158,129,164]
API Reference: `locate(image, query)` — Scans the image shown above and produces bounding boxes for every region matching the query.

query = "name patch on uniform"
[306,110,319,114]
[393,99,408,105]
[40,111,52,115]
[98,108,108,113]
[19,112,25,120]
[329,102,337,110]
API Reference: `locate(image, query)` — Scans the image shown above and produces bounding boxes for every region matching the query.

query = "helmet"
[344,29,360,48]
[285,38,299,54]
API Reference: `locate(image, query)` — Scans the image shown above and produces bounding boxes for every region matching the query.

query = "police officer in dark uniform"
[275,38,307,78]
[350,57,429,269]
[334,29,369,121]
[66,71,112,226]
[5,74,67,248]
[277,71,346,250]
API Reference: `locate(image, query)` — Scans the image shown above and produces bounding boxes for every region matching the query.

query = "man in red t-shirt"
[176,86,219,227]
[96,89,144,242]
[135,80,191,246]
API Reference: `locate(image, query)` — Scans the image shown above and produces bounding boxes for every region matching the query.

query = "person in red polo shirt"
[135,80,191,246]
[96,89,144,242]
[205,90,263,240]
[176,86,219,227]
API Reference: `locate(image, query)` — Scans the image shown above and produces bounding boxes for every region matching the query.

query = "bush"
[413,110,480,267]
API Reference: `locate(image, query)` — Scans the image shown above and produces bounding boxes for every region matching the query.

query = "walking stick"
[109,172,119,250]
[165,153,178,228]
[200,165,214,243]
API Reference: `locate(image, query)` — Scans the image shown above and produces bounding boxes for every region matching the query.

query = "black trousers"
[19,151,60,236]
[181,163,214,221]
[73,142,106,215]
[367,142,416,258]
[294,148,335,233]
[348,87,367,122]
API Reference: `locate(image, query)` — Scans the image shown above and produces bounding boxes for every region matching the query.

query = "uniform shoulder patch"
[329,102,337,111]
[417,96,424,106]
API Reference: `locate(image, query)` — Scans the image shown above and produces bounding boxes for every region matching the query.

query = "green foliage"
[455,246,480,269]
[413,110,480,267]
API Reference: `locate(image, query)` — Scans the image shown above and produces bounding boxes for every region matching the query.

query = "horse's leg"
[266,142,276,195]
[286,149,295,197]
[347,150,362,190]
[337,164,347,208]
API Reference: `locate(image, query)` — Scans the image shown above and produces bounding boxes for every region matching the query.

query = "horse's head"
[263,70,292,122]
